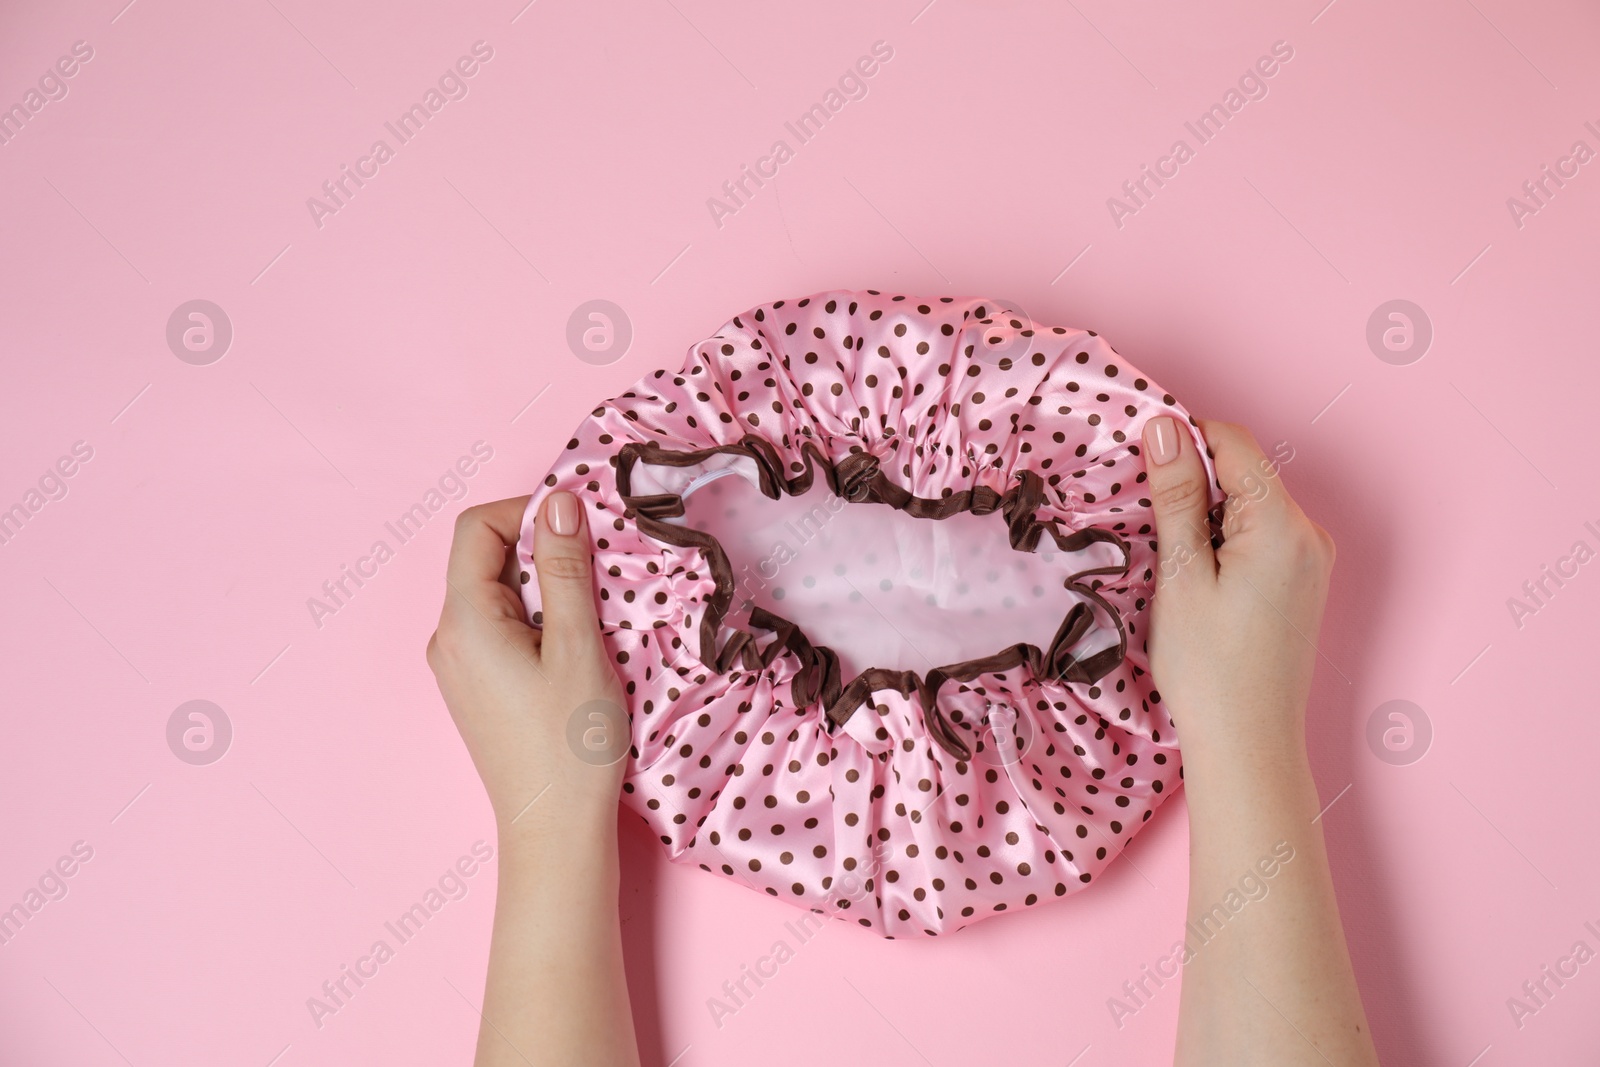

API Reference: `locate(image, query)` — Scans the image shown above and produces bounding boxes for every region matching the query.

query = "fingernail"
[1147,416,1180,466]
[547,491,580,536]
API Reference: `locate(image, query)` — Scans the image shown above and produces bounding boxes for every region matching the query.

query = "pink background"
[2,0,1596,1063]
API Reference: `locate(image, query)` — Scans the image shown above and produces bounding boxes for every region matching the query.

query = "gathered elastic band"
[616,434,1132,761]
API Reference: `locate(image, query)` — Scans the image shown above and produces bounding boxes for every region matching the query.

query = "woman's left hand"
[426,491,629,836]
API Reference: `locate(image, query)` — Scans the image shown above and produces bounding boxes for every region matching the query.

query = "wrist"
[1180,740,1321,835]
[1174,697,1306,765]
[1179,717,1312,795]
[496,791,619,860]
[493,813,624,927]
[1180,726,1306,774]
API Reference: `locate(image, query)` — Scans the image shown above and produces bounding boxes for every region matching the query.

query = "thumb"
[533,490,605,660]
[1140,415,1216,586]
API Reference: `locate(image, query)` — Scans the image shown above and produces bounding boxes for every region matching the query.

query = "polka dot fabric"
[517,290,1222,937]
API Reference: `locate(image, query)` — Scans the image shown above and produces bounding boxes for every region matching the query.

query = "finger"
[441,497,537,646]
[1140,415,1217,584]
[1194,420,1296,518]
[491,532,536,651]
[446,496,532,589]
[532,490,606,661]
[497,534,522,591]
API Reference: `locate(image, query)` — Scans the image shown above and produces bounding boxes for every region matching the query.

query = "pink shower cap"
[517,290,1221,937]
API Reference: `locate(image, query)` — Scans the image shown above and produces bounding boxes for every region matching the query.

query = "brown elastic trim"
[615,435,1133,761]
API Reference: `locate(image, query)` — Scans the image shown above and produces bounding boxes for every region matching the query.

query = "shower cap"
[516,290,1221,937]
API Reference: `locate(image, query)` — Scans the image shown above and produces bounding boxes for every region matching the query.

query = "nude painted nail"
[547,491,580,536]
[1148,417,1180,465]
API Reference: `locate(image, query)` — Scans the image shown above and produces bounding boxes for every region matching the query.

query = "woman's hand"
[428,490,641,1067]
[426,490,629,836]
[1140,417,1336,763]
[1141,416,1379,1067]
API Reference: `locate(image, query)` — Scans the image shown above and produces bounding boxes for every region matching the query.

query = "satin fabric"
[518,290,1221,936]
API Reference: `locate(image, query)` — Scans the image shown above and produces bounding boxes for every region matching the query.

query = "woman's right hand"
[1144,418,1379,1066]
[1138,417,1336,763]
